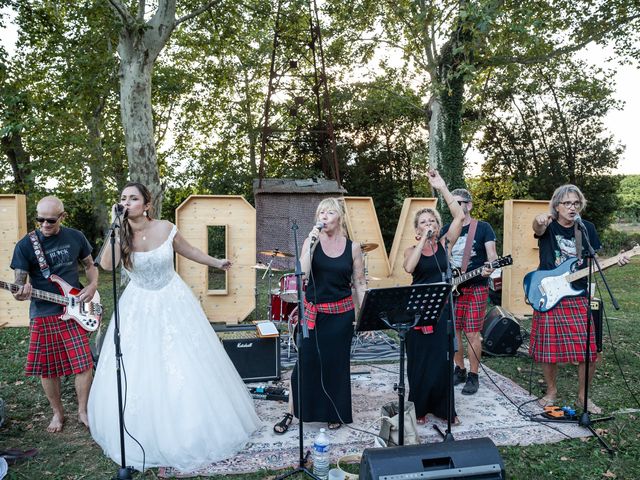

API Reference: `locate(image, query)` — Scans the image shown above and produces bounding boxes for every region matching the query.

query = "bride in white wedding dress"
[88,182,261,472]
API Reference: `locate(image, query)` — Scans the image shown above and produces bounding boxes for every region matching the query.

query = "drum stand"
[263,255,277,321]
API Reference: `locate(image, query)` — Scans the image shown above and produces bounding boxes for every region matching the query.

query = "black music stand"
[356,283,451,446]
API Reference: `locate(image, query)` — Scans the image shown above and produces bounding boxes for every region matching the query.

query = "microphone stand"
[575,222,616,453]
[275,220,318,480]
[434,237,456,442]
[94,212,134,480]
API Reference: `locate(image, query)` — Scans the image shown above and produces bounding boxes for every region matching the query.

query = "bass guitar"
[1,274,102,331]
[452,255,513,295]
[523,245,639,312]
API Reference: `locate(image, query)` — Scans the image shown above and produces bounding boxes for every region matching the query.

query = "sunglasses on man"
[36,213,64,224]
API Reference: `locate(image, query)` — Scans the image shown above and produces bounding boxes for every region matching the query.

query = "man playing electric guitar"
[441,188,498,395]
[10,196,98,432]
[531,184,629,413]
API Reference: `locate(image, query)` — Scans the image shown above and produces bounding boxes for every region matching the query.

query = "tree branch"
[107,0,135,25]
[175,0,219,27]
[137,0,145,22]
[483,13,640,67]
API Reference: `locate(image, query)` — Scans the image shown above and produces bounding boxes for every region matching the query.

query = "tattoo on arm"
[14,269,28,286]
[81,256,94,270]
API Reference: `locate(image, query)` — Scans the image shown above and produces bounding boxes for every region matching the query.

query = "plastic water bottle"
[312,427,330,479]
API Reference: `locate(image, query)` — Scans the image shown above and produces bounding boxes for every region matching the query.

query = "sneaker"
[462,372,479,395]
[453,366,467,385]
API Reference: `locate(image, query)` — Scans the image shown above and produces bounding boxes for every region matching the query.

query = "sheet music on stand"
[356,283,451,332]
[354,282,452,447]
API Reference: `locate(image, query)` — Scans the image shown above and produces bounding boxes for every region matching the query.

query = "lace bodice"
[124,225,178,290]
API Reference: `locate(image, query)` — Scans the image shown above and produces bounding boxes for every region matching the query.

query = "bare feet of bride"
[78,411,89,428]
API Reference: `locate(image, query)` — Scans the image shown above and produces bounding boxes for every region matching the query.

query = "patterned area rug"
[160,360,589,478]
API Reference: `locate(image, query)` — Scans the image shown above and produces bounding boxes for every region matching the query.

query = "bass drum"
[270,292,296,322]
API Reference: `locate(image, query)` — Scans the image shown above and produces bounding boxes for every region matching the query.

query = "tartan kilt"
[530,296,597,363]
[26,314,93,378]
[454,284,489,333]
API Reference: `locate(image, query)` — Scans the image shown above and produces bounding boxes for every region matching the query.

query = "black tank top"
[306,238,353,303]
[411,242,447,285]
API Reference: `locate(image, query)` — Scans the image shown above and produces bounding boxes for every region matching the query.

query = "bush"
[598,228,640,256]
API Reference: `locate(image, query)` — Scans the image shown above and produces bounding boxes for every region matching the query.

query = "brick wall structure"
[253,178,346,272]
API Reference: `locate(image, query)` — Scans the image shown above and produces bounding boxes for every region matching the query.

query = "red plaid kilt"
[454,284,489,333]
[530,296,597,363]
[26,314,93,378]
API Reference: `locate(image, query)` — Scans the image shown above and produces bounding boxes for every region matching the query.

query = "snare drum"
[279,273,302,303]
[270,293,296,322]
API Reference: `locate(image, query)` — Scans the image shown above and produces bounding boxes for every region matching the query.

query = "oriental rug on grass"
[160,361,589,478]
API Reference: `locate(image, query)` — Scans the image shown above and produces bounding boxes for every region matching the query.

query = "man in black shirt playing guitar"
[10,196,98,433]
[441,188,498,395]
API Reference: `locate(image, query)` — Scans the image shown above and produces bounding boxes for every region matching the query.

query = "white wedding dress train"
[88,225,260,471]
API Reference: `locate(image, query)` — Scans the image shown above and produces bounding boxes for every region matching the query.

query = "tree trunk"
[84,114,110,234]
[428,96,443,171]
[2,132,32,195]
[118,42,163,216]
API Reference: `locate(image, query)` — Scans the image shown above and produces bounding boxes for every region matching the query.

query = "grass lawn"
[1,259,639,479]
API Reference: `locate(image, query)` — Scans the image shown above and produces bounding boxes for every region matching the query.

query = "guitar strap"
[461,219,478,273]
[28,230,51,279]
[574,224,583,262]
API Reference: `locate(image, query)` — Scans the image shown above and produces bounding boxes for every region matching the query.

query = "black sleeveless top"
[306,238,353,304]
[411,242,447,285]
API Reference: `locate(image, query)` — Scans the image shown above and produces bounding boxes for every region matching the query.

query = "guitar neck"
[0,281,69,306]
[453,266,484,286]
[566,247,638,283]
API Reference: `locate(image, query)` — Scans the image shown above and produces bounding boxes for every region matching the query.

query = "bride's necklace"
[133,224,149,241]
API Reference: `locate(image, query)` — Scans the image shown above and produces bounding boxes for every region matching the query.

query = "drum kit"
[252,242,381,324]
[251,243,391,357]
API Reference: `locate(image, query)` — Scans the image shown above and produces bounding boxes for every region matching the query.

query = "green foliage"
[599,228,640,256]
[333,75,430,248]
[476,58,623,233]
[616,175,640,222]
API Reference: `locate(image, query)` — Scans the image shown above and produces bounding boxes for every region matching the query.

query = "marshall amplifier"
[214,324,281,382]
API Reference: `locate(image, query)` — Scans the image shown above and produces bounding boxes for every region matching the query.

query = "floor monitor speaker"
[482,306,522,356]
[359,437,505,479]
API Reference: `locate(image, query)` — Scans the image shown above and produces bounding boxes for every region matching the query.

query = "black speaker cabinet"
[360,437,505,479]
[214,324,280,382]
[482,306,522,356]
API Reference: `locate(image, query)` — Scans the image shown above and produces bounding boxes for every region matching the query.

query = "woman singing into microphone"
[403,170,465,424]
[273,198,366,433]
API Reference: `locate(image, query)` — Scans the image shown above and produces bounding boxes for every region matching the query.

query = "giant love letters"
[0,194,544,326]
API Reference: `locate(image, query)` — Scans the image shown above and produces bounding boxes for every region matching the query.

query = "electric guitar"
[1,274,102,331]
[452,255,513,295]
[523,245,639,312]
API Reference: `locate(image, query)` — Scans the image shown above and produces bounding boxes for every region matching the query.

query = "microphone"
[310,221,324,248]
[115,204,128,218]
[415,229,434,241]
[574,214,586,231]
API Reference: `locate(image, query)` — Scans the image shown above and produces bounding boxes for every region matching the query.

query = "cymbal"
[259,249,294,258]
[360,243,379,253]
[251,263,283,272]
